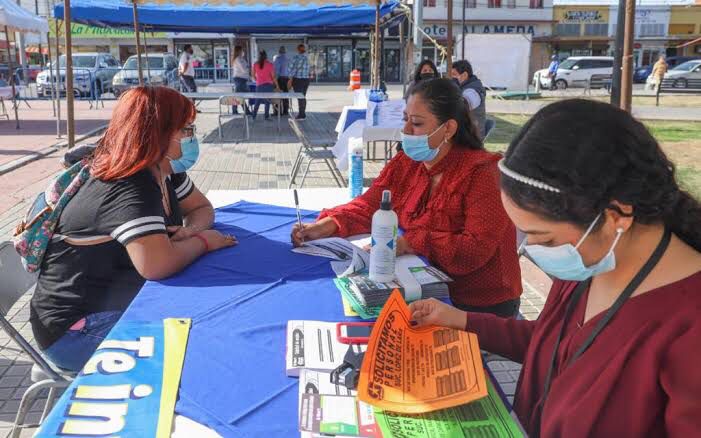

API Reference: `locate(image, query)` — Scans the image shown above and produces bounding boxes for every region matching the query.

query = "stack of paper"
[346,265,452,308]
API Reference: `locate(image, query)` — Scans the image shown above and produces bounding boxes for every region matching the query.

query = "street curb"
[0,124,108,177]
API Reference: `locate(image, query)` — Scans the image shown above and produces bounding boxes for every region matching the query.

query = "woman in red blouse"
[410,99,701,437]
[292,78,522,317]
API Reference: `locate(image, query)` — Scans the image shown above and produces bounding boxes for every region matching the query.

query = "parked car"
[661,60,701,88]
[636,56,701,83]
[36,53,121,97]
[533,56,614,90]
[112,53,178,97]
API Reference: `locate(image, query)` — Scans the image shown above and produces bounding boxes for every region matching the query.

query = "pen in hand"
[294,189,304,243]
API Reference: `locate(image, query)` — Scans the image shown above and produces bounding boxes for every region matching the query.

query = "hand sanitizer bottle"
[369,190,398,283]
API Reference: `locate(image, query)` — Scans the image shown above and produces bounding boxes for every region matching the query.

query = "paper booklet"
[292,237,371,277]
[286,320,366,377]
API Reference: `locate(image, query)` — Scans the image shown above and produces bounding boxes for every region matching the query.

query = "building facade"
[420,0,555,76]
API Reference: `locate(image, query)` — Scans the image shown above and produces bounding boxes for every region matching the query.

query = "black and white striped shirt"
[32,170,195,349]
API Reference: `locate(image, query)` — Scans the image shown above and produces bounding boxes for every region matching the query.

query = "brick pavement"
[0,87,552,436]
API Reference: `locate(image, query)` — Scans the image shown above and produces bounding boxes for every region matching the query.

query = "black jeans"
[291,78,310,117]
[180,75,197,92]
[276,77,289,115]
[454,298,521,318]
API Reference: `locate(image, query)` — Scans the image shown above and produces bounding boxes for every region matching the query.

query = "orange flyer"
[357,290,488,414]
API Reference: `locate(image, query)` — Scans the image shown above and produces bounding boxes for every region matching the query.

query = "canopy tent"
[0,0,49,129]
[0,0,49,33]
[54,0,402,34]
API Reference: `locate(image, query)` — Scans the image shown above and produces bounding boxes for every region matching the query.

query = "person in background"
[287,44,310,120]
[404,59,439,100]
[650,54,668,91]
[30,87,237,371]
[451,60,486,139]
[292,79,522,317]
[178,44,197,93]
[547,54,559,90]
[232,45,250,115]
[409,99,701,437]
[273,46,290,116]
[251,50,277,121]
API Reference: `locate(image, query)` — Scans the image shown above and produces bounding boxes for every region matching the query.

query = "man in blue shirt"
[273,46,290,116]
[547,54,560,90]
[287,44,310,120]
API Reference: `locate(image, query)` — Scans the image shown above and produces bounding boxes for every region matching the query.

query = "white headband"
[498,158,561,194]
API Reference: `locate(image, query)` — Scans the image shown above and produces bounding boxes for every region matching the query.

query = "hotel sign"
[423,23,544,37]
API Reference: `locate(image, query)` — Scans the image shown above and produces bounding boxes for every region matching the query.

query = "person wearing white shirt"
[178,45,197,92]
[451,60,487,139]
[232,45,251,115]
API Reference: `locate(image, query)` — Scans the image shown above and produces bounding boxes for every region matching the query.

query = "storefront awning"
[54,0,403,34]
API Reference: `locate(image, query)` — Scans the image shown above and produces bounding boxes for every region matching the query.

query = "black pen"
[294,189,304,242]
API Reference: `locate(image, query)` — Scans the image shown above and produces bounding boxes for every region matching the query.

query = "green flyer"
[374,379,524,437]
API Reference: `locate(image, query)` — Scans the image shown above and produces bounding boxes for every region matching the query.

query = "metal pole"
[461,0,466,60]
[55,19,62,138]
[63,0,75,148]
[35,0,44,68]
[142,27,151,82]
[4,26,19,129]
[132,1,144,86]
[399,17,405,92]
[47,30,55,116]
[413,0,423,67]
[610,0,625,107]
[620,0,635,112]
[447,0,453,74]
[373,1,380,89]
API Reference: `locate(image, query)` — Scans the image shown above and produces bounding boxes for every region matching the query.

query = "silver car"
[112,54,178,97]
[663,60,701,88]
[36,53,121,97]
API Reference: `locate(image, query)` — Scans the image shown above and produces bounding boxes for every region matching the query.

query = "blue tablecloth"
[118,201,359,437]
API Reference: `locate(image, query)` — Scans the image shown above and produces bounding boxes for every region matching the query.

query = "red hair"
[91,86,196,181]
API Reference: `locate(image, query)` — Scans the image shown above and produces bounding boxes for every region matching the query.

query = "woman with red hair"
[30,86,236,371]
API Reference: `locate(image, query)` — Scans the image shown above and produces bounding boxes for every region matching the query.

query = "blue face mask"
[521,214,624,282]
[400,123,445,162]
[169,136,199,174]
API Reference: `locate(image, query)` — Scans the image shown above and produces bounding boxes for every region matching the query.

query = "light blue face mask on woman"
[169,136,200,174]
[521,214,624,281]
[400,123,445,162]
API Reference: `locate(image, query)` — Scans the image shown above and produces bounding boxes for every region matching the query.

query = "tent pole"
[373,0,380,89]
[55,18,62,139]
[4,26,19,129]
[142,27,151,82]
[461,0,466,60]
[63,0,75,148]
[447,0,453,74]
[132,1,144,86]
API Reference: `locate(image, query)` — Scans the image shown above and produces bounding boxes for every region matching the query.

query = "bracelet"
[194,233,209,252]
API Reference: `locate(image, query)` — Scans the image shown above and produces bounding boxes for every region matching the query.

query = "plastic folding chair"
[0,242,74,438]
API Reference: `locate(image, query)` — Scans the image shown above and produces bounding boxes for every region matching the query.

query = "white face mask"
[521,214,624,282]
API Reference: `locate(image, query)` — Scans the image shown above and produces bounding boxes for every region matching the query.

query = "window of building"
[466,0,477,7]
[529,0,543,8]
[584,23,608,36]
[638,23,665,37]
[423,0,436,7]
[507,0,516,8]
[556,24,581,37]
[488,0,502,8]
[669,24,695,35]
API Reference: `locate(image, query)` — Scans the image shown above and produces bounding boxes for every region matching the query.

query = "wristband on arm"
[194,233,210,252]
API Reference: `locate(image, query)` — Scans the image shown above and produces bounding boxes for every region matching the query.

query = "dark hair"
[501,99,701,251]
[257,50,267,69]
[452,60,473,77]
[234,45,243,59]
[183,44,192,52]
[409,78,483,150]
[413,59,439,82]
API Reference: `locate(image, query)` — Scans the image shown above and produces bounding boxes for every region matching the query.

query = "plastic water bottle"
[369,190,398,283]
[348,137,364,199]
[369,89,382,127]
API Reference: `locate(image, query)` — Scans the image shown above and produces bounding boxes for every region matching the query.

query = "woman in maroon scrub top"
[409,99,701,437]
